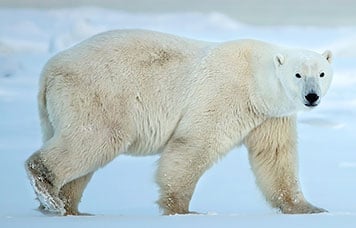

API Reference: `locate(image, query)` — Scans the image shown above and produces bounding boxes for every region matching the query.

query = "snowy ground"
[1,7,356,228]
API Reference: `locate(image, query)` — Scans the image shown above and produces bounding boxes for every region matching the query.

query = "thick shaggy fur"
[25,29,333,215]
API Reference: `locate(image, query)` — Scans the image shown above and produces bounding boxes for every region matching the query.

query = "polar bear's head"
[273,49,333,111]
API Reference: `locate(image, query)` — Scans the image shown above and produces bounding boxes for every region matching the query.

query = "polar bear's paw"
[279,201,328,214]
[33,179,65,216]
[26,156,65,215]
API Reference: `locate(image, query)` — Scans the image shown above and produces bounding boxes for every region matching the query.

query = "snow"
[1,7,356,227]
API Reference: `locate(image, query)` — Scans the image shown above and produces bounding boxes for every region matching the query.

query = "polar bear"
[25,29,333,216]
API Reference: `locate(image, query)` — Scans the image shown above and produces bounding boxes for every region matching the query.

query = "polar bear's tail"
[38,70,54,143]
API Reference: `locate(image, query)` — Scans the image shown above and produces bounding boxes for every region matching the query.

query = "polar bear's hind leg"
[25,152,65,215]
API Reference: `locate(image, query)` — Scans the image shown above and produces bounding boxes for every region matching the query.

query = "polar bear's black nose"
[305,93,319,106]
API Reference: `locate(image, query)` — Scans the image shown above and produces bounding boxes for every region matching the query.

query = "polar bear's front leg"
[244,116,327,214]
[156,137,218,215]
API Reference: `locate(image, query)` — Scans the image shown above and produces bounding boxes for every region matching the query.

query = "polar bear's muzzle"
[303,77,321,107]
[304,92,320,107]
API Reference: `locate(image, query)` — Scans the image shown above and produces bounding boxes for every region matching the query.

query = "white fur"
[25,29,333,215]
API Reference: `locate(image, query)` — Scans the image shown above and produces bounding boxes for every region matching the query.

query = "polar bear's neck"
[246,45,298,117]
[199,40,298,118]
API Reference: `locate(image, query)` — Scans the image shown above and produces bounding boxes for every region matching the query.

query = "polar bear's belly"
[125,111,182,156]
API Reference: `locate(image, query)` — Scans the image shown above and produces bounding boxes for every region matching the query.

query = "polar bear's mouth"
[305,103,318,107]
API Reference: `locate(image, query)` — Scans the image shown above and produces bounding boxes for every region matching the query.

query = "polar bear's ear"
[274,54,285,67]
[322,50,333,64]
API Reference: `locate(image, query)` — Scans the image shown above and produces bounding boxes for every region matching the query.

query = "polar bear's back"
[50,29,206,75]
[43,29,277,91]
[43,30,211,100]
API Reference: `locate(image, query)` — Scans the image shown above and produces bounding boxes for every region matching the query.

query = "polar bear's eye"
[320,72,325,77]
[295,73,302,78]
